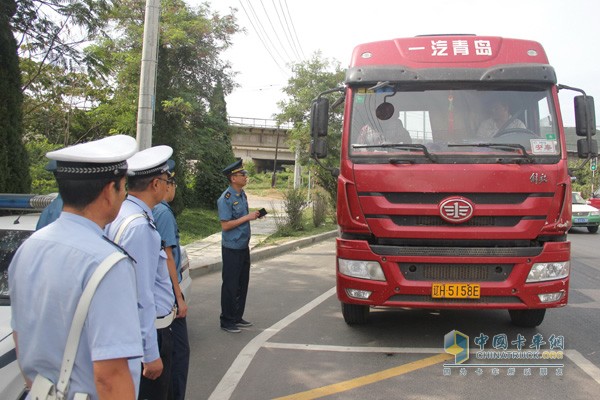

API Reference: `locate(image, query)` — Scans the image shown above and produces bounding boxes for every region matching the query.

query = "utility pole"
[271,128,281,188]
[136,0,161,150]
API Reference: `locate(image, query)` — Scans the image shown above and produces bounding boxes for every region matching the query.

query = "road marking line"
[207,287,337,400]
[263,342,442,354]
[272,353,453,400]
[566,350,600,385]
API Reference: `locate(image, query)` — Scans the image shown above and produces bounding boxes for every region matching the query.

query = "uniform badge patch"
[233,201,239,206]
[225,192,231,199]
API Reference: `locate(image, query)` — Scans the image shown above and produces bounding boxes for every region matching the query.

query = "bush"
[281,188,308,231]
[312,190,329,227]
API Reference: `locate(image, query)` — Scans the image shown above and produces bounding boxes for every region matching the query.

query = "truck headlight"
[591,210,600,216]
[338,258,386,281]
[526,261,570,283]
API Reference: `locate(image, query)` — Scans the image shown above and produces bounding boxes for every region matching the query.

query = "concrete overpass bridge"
[229,117,295,172]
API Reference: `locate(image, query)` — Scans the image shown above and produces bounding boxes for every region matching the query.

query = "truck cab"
[311,35,597,327]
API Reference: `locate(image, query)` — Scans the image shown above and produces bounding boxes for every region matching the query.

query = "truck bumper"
[336,238,569,310]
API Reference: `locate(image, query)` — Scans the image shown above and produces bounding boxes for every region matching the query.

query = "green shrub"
[312,190,328,227]
[282,187,308,231]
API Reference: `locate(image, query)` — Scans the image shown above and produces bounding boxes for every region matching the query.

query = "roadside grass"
[177,207,221,246]
[177,182,337,246]
[256,207,337,248]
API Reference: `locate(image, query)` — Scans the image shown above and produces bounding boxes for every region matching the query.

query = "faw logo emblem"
[439,197,474,223]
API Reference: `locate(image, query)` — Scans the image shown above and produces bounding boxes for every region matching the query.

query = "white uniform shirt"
[9,212,142,400]
[105,195,174,363]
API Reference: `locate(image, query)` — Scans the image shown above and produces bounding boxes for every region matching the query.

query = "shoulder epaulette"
[102,235,137,264]
[225,191,231,199]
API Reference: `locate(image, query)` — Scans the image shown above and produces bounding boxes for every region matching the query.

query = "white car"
[0,212,39,400]
[179,247,192,303]
[571,192,600,233]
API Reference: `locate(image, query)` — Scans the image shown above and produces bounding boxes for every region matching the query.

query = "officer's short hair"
[58,173,125,209]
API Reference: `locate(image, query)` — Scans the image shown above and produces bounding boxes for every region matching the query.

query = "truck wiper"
[353,143,438,163]
[447,143,534,163]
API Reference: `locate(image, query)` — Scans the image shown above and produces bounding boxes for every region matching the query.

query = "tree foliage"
[1,0,30,193]
[10,0,241,212]
[276,53,345,205]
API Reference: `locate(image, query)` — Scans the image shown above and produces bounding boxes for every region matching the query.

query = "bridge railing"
[228,116,292,130]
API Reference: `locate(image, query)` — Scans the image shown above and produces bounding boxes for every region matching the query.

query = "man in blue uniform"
[217,160,260,333]
[9,135,142,399]
[36,161,63,230]
[105,146,176,400]
[152,161,189,400]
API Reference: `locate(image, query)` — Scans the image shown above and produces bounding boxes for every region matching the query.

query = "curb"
[188,230,338,278]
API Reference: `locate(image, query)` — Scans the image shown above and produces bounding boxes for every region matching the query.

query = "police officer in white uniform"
[105,146,176,400]
[9,135,143,400]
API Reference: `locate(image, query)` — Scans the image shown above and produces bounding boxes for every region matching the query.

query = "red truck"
[310,35,596,327]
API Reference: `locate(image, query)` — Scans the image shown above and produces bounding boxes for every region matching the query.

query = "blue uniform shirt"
[153,200,181,282]
[9,212,143,400]
[35,194,63,230]
[217,186,251,249]
[105,195,175,363]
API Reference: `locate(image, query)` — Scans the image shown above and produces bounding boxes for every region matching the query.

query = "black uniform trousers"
[220,246,251,328]
[169,316,190,400]
[138,326,173,400]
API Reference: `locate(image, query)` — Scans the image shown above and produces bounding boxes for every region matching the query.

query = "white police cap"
[127,145,173,177]
[46,135,138,179]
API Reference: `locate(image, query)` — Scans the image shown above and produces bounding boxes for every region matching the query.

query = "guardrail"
[228,116,292,130]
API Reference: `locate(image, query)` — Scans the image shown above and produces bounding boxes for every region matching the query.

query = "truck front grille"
[399,263,513,282]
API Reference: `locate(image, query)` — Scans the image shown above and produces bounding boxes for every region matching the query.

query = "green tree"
[192,78,235,209]
[1,0,30,192]
[88,0,240,210]
[276,53,345,205]
[13,0,114,86]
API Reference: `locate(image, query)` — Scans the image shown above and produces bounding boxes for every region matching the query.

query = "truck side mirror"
[575,95,596,137]
[310,97,330,159]
[577,138,598,158]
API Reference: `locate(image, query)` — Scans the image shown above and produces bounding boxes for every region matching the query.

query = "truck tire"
[508,309,546,327]
[588,226,598,233]
[341,302,369,325]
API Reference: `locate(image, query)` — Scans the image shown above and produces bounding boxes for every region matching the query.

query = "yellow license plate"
[432,283,480,299]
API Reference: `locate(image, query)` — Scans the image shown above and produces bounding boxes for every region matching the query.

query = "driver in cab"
[476,99,525,138]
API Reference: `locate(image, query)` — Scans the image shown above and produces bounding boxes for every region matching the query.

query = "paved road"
[184,233,600,400]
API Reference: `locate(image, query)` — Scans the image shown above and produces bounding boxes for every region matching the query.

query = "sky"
[188,0,600,126]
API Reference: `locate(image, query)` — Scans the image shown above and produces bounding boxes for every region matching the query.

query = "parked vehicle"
[572,192,600,233]
[587,189,600,209]
[310,34,597,328]
[0,207,44,400]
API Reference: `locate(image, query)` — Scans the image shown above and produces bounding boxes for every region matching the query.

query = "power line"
[237,0,305,73]
[280,0,305,60]
[237,0,287,73]
[260,0,296,63]
[271,0,301,61]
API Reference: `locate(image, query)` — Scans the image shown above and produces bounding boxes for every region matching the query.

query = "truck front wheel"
[588,226,598,233]
[341,302,369,325]
[508,309,546,327]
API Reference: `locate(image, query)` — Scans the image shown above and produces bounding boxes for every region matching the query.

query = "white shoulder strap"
[55,252,128,397]
[113,213,145,244]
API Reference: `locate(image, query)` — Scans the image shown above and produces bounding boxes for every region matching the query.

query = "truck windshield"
[349,86,560,163]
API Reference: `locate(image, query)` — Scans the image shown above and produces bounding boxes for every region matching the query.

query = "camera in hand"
[258,208,267,217]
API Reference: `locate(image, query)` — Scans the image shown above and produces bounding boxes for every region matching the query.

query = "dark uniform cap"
[222,159,247,176]
[46,135,138,179]
[166,159,175,178]
[127,145,173,177]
